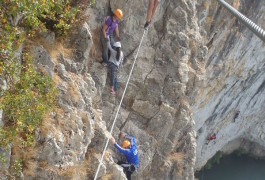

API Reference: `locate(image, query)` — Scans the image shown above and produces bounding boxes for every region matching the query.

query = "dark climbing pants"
[118,161,136,180]
[100,30,114,64]
[109,63,118,91]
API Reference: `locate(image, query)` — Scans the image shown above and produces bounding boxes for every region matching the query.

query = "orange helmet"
[122,140,131,148]
[114,9,123,20]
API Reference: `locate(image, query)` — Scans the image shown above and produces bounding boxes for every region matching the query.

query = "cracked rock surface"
[194,0,265,170]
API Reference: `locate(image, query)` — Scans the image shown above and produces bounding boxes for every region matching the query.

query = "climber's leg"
[146,0,155,23]
[114,73,117,92]
[151,0,160,18]
[117,161,135,180]
[109,63,117,94]
[126,170,133,180]
[144,0,160,29]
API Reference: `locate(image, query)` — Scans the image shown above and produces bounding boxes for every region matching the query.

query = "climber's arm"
[114,143,130,156]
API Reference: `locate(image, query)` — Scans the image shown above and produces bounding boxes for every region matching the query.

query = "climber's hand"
[110,136,115,145]
[119,132,125,139]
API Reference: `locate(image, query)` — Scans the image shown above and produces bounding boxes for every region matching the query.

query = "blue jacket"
[114,134,139,168]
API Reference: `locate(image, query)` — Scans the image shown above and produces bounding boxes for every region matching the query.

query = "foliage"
[0,0,81,65]
[0,53,58,147]
[0,0,80,36]
[0,154,7,164]
[0,0,82,147]
[90,0,96,6]
[0,0,89,174]
[204,151,223,170]
[12,158,23,177]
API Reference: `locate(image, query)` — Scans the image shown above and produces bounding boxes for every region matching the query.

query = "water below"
[195,153,265,180]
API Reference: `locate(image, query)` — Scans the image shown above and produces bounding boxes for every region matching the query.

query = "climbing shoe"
[110,87,116,95]
[110,90,116,95]
[144,21,151,30]
[100,60,108,67]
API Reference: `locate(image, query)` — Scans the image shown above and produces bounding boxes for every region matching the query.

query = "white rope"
[93,29,147,180]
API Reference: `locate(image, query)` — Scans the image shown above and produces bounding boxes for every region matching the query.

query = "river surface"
[195,153,265,180]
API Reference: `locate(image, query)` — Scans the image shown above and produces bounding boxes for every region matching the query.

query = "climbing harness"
[217,0,265,42]
[93,29,147,180]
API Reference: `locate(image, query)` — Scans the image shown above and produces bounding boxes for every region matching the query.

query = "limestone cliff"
[194,0,265,170]
[1,0,264,179]
[0,0,205,179]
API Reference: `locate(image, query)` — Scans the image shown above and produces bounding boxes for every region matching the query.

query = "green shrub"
[0,0,80,36]
[12,158,23,177]
[0,53,58,147]
[0,0,83,173]
[0,0,81,147]
[90,0,96,6]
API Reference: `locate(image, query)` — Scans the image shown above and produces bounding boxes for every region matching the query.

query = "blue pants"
[100,30,114,64]
[109,63,118,91]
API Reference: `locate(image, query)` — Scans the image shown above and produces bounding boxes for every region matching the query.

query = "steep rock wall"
[1,0,206,179]
[87,0,206,179]
[194,0,265,170]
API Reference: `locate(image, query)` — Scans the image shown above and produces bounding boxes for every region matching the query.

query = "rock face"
[24,22,97,179]
[194,0,265,170]
[3,0,264,179]
[87,0,205,179]
[18,0,204,179]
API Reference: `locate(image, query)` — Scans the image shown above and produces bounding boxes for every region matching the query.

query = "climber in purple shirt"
[100,9,123,66]
[110,132,139,180]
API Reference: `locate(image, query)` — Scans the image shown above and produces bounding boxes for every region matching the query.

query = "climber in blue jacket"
[110,132,139,180]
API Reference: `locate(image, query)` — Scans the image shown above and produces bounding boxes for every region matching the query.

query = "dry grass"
[101,173,113,180]
[68,81,81,105]
[57,164,88,179]
[168,152,186,177]
[41,157,91,179]
[33,130,98,179]
[39,160,48,168]
[11,136,38,177]
[23,159,37,177]
[49,41,73,61]
[168,152,185,163]
[52,73,62,86]
[40,108,70,142]
[203,1,211,9]
[39,113,55,136]
[21,147,38,177]
[0,170,15,179]
[25,36,73,64]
